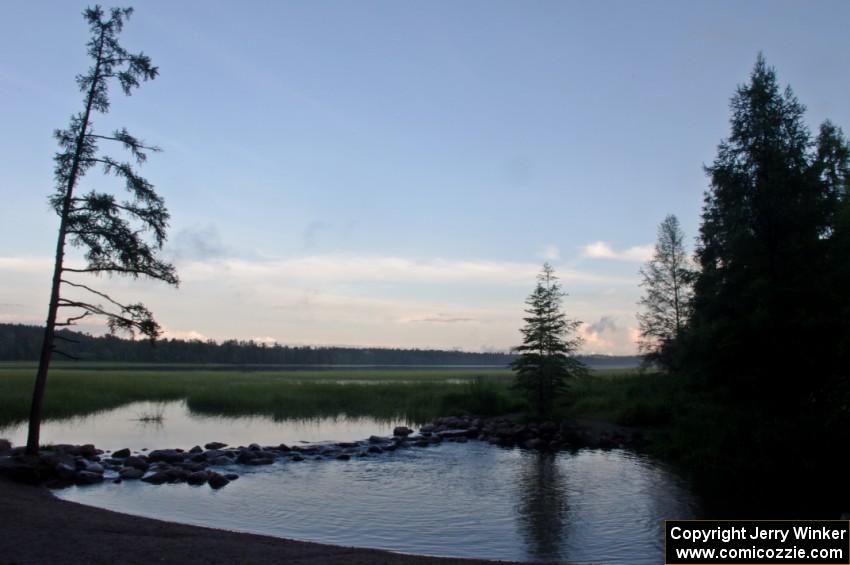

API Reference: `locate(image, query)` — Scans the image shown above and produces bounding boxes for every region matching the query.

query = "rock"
[393,426,413,437]
[335,454,350,461]
[84,462,104,474]
[368,435,385,444]
[414,440,429,448]
[119,467,144,480]
[523,438,545,450]
[112,448,131,458]
[210,457,232,466]
[77,444,98,458]
[39,451,76,470]
[244,456,274,466]
[123,456,149,471]
[54,462,77,480]
[165,468,189,483]
[419,424,436,433]
[367,445,383,454]
[187,471,208,485]
[141,471,169,485]
[336,442,359,449]
[204,442,227,450]
[207,473,229,489]
[0,439,11,453]
[289,454,304,462]
[224,473,239,481]
[540,421,558,435]
[75,471,104,485]
[277,443,291,452]
[148,449,186,463]
[189,445,203,454]
[436,429,468,439]
[248,443,262,451]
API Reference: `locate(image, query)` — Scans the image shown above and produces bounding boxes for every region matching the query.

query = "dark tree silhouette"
[686,54,849,400]
[26,6,177,454]
[511,263,587,419]
[637,214,694,370]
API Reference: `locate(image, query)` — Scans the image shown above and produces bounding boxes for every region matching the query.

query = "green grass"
[0,363,669,429]
[0,364,521,427]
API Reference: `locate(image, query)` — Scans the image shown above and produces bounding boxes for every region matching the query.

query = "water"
[0,400,408,450]
[3,402,699,563]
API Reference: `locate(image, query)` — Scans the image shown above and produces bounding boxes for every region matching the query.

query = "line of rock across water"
[0,415,643,490]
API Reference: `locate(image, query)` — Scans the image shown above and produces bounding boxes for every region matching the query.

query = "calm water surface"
[4,402,699,564]
[0,400,407,449]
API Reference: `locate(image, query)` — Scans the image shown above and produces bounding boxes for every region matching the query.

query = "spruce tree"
[26,6,177,454]
[637,214,694,371]
[687,54,847,399]
[511,263,586,419]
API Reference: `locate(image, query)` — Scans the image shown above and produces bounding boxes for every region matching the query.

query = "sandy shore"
[0,478,553,565]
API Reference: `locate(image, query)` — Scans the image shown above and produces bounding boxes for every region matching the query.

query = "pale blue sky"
[1,1,848,352]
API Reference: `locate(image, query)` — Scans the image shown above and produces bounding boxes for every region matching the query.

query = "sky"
[1,1,849,354]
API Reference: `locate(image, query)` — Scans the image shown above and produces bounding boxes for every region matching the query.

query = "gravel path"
[0,478,553,565]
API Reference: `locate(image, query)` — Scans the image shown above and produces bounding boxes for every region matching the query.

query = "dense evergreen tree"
[637,214,694,370]
[686,54,850,403]
[511,264,587,419]
[27,6,176,454]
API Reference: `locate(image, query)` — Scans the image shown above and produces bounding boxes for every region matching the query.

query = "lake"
[1,401,699,564]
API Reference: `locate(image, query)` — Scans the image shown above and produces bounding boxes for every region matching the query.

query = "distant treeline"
[0,324,638,367]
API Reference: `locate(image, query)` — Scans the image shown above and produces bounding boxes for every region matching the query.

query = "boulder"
[335,454,350,461]
[147,449,186,463]
[368,435,385,444]
[189,445,203,454]
[77,444,98,458]
[204,442,227,450]
[119,467,144,480]
[367,445,383,454]
[289,454,304,462]
[123,456,149,471]
[141,471,169,485]
[277,443,291,452]
[75,471,104,485]
[224,473,239,481]
[207,473,229,489]
[523,438,545,450]
[393,426,413,437]
[187,471,209,485]
[84,462,104,474]
[0,439,11,453]
[112,448,131,459]
[244,456,274,466]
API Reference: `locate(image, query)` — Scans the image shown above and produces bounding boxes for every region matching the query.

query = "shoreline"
[0,478,552,565]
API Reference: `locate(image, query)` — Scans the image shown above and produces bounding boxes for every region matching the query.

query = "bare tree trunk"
[25,31,105,455]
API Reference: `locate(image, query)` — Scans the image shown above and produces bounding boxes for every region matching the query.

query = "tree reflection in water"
[515,451,568,561]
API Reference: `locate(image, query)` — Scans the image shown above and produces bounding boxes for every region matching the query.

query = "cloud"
[411,313,477,324]
[180,254,627,286]
[0,253,642,354]
[538,245,561,261]
[159,327,209,341]
[301,221,331,250]
[579,315,640,355]
[582,241,653,262]
[169,225,227,261]
[587,315,618,334]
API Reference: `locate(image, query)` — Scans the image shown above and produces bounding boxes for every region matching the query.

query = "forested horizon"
[0,323,638,367]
